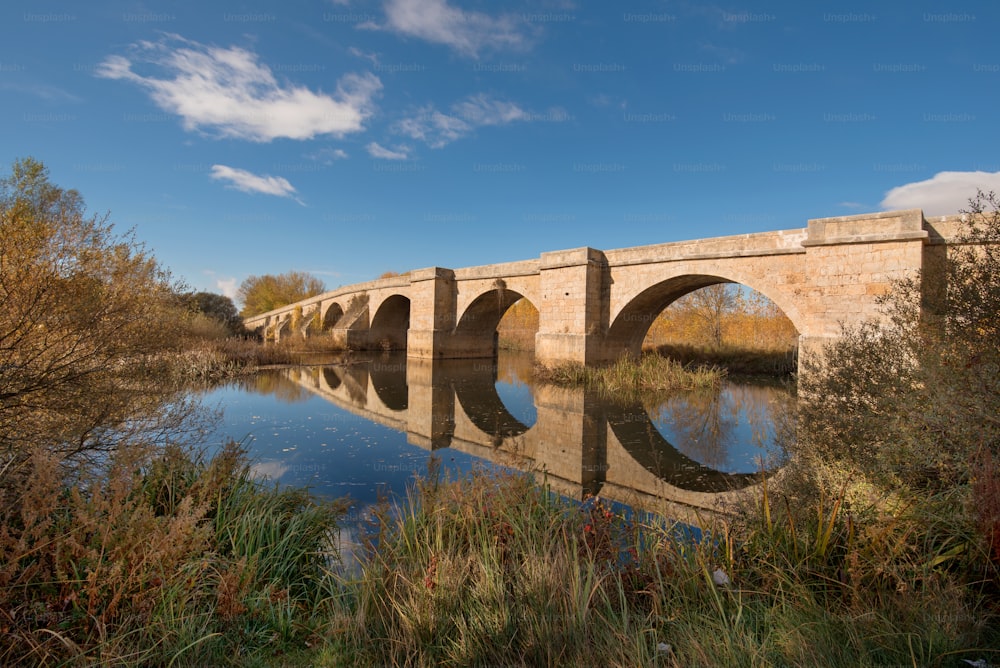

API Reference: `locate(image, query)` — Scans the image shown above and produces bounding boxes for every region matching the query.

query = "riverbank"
[5,437,996,666]
[314,465,997,666]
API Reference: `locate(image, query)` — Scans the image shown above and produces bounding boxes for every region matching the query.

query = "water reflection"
[215,352,791,520]
[644,383,791,474]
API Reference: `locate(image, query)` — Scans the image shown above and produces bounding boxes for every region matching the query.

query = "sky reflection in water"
[200,352,791,522]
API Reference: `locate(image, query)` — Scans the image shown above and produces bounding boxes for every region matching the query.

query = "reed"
[316,465,999,667]
[535,352,725,398]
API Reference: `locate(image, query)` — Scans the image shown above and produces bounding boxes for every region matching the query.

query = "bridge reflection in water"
[279,352,791,523]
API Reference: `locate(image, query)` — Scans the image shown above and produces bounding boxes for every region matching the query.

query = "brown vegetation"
[645,285,798,353]
[237,271,325,318]
[0,158,192,466]
[496,297,538,351]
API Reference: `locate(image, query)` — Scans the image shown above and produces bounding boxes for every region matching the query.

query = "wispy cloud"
[348,46,380,66]
[366,142,410,160]
[880,171,1000,216]
[97,34,382,142]
[210,164,303,204]
[0,82,83,103]
[395,93,530,148]
[371,0,533,57]
[309,147,350,163]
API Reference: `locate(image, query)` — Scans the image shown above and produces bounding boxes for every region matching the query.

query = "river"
[199,350,793,531]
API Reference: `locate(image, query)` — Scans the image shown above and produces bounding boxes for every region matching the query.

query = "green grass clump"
[536,352,725,398]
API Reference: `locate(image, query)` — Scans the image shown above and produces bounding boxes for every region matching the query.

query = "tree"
[796,190,1000,496]
[238,271,325,317]
[0,158,189,463]
[185,290,246,336]
[675,283,738,347]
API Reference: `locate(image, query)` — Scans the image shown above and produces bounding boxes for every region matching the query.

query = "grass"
[4,447,996,666]
[647,342,798,377]
[312,464,999,667]
[497,329,536,352]
[166,336,351,382]
[0,440,347,667]
[535,352,726,399]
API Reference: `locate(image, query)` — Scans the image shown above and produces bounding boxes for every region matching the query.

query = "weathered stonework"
[243,208,985,375]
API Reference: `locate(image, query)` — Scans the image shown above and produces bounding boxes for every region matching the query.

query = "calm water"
[199,350,793,527]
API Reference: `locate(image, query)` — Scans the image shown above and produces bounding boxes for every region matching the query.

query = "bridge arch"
[454,288,539,358]
[606,271,804,359]
[369,294,411,351]
[322,301,345,330]
[272,316,291,342]
[456,288,532,338]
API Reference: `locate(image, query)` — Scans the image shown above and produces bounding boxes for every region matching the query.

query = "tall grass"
[317,465,998,667]
[536,352,725,398]
[0,440,346,666]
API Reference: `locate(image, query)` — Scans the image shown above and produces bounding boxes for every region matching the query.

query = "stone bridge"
[279,356,781,521]
[244,208,968,370]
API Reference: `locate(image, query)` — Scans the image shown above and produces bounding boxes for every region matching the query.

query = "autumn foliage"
[644,285,798,352]
[237,271,325,318]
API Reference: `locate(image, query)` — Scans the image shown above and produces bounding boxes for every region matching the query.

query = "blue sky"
[2,1,998,299]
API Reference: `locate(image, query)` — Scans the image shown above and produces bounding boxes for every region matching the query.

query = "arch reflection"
[268,353,791,516]
[445,359,533,442]
[605,401,761,494]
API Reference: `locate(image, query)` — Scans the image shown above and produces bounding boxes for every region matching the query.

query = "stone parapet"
[453,259,539,280]
[605,228,808,266]
[540,246,606,270]
[804,209,927,246]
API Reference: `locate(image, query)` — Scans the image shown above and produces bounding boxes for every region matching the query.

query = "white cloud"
[375,0,532,57]
[880,171,1000,216]
[366,142,409,160]
[97,35,382,142]
[309,147,350,163]
[394,93,530,148]
[210,164,302,203]
[215,277,239,299]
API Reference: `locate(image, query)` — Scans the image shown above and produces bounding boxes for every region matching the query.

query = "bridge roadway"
[244,208,969,372]
[279,356,782,524]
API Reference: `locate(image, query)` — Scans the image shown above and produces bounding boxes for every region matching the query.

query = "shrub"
[792,190,1000,588]
[0,440,345,666]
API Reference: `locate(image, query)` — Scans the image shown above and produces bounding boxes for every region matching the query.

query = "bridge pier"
[534,247,613,367]
[794,208,929,373]
[407,267,461,358]
[406,266,508,359]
